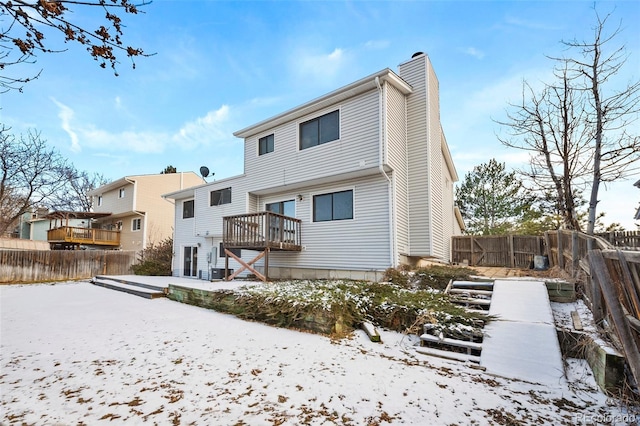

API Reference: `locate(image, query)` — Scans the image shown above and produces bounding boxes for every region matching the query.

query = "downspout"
[375,76,397,268]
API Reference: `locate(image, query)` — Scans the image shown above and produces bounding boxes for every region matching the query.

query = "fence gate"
[452,235,544,268]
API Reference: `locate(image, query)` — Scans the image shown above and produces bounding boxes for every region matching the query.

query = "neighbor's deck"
[47,226,120,248]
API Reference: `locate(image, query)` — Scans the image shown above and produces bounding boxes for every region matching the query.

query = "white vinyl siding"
[399,54,433,256]
[385,82,410,261]
[243,91,380,192]
[264,175,391,271]
[427,63,445,260]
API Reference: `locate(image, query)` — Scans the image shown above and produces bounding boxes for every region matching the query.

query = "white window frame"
[297,107,342,151]
[183,199,195,219]
[311,186,355,223]
[118,188,125,198]
[132,218,141,231]
[258,133,275,156]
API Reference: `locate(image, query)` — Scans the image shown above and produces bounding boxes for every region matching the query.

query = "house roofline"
[440,128,458,182]
[87,171,202,196]
[233,69,413,139]
[163,173,247,200]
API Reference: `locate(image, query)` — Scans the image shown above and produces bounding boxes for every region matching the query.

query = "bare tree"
[558,12,640,234]
[497,66,592,230]
[0,126,74,234]
[1,0,151,92]
[48,170,110,212]
[497,10,639,234]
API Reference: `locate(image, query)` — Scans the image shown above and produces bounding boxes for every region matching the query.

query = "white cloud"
[51,98,81,153]
[173,105,232,149]
[52,100,235,157]
[462,47,485,60]
[364,40,390,50]
[503,16,563,31]
[291,48,348,85]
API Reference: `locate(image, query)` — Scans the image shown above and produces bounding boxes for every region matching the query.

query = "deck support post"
[225,249,267,282]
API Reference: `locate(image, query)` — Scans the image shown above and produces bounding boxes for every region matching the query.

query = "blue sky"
[2,0,639,228]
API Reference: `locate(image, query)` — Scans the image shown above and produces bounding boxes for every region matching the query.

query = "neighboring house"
[88,173,205,251]
[165,52,463,281]
[16,207,50,240]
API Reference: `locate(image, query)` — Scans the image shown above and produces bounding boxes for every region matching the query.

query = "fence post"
[557,231,564,270]
[470,236,475,266]
[571,231,579,278]
[588,250,640,388]
[544,231,553,267]
[508,234,515,268]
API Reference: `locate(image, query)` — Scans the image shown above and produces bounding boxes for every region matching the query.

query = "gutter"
[375,76,397,268]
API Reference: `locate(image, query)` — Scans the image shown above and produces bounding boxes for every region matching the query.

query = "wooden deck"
[223,212,302,252]
[47,226,121,248]
[222,212,302,281]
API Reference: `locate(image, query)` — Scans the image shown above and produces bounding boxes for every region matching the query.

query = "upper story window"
[259,134,274,155]
[313,190,353,222]
[210,188,231,206]
[132,218,141,231]
[97,196,103,206]
[300,110,339,150]
[183,200,194,219]
[118,188,125,198]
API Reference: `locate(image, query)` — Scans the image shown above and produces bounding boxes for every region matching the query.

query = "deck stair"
[416,280,494,363]
[91,275,167,299]
[446,280,494,311]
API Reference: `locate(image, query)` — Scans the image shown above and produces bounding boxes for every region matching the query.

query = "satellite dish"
[199,166,210,178]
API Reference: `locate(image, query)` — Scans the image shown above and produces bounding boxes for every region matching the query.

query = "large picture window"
[259,134,274,155]
[313,190,353,222]
[183,200,194,218]
[210,188,231,206]
[300,110,339,150]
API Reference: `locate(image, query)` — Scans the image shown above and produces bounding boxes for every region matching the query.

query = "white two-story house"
[165,52,463,281]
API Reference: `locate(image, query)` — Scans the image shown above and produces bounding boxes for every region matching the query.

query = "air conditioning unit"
[211,268,233,280]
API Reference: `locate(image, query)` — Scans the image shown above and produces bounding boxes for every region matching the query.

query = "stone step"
[91,278,166,299]
[93,275,166,292]
[414,346,481,363]
[420,333,483,352]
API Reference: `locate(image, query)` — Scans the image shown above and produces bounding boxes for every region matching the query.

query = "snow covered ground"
[1,280,637,425]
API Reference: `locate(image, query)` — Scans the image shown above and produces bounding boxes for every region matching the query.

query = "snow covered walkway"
[481,280,565,385]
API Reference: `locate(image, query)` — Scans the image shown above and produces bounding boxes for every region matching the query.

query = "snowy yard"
[0,281,636,425]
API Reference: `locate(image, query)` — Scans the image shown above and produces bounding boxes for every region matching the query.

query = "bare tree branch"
[0,0,153,92]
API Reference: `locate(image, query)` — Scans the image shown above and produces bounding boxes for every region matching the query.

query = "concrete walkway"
[480,280,565,385]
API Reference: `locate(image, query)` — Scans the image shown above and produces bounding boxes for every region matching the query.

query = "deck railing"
[47,226,121,247]
[223,212,302,251]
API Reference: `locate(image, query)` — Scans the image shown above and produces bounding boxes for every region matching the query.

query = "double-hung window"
[183,200,194,219]
[132,218,141,231]
[300,110,339,150]
[313,190,353,222]
[259,134,274,155]
[210,188,231,206]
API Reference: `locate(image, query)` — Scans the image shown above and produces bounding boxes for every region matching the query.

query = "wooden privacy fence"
[596,231,640,249]
[0,250,137,284]
[451,235,544,268]
[544,229,640,388]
